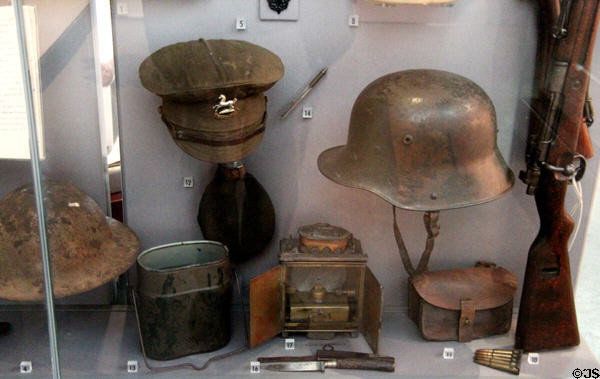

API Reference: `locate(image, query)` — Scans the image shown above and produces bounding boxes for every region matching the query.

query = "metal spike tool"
[473,349,523,375]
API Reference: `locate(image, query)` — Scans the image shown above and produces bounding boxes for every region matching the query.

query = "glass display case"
[2,0,600,377]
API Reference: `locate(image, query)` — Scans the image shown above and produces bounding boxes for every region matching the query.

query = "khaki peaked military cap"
[0,181,140,301]
[139,39,284,163]
[139,39,284,103]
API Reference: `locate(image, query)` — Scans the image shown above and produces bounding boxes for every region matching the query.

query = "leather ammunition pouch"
[407,263,517,342]
[394,207,518,342]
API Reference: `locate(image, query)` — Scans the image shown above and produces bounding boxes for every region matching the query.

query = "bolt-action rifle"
[517,0,600,351]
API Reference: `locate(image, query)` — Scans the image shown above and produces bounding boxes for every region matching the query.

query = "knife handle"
[317,350,395,363]
[331,358,395,372]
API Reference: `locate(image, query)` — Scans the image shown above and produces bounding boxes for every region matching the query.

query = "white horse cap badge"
[213,94,238,117]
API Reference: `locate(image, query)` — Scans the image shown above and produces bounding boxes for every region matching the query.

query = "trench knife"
[264,358,395,373]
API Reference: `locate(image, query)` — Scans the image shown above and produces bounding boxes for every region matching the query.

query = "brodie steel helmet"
[318,69,514,212]
[318,69,514,276]
[0,181,140,301]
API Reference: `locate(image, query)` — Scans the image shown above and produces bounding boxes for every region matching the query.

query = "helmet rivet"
[430,193,438,200]
[403,134,414,145]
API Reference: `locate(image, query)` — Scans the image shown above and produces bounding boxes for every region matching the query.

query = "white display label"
[349,15,359,27]
[236,17,247,30]
[285,338,295,350]
[183,176,194,188]
[117,2,128,16]
[302,107,313,119]
[250,361,260,373]
[127,360,138,373]
[443,347,454,360]
[527,353,539,365]
[20,361,32,374]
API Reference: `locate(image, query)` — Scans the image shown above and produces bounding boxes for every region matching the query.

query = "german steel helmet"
[318,69,514,211]
[0,181,140,301]
[139,39,283,163]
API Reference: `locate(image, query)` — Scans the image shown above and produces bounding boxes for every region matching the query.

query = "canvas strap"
[393,206,440,276]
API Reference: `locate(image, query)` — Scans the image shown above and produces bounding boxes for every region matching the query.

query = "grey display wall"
[1,0,105,205]
[112,0,600,308]
[0,1,112,303]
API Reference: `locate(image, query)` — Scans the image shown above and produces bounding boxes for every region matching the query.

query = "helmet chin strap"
[392,206,440,276]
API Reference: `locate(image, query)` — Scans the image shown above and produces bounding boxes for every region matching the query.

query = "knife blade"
[265,361,326,372]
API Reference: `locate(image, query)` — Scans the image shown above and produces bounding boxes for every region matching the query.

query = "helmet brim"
[0,217,139,301]
[318,144,514,212]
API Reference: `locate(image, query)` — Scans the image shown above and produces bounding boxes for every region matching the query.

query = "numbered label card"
[302,107,313,119]
[236,17,247,30]
[20,361,32,374]
[527,353,539,365]
[183,176,194,188]
[349,15,359,27]
[250,361,260,374]
[127,360,138,373]
[443,347,454,360]
[285,338,295,350]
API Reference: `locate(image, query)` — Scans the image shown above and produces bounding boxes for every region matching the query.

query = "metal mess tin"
[136,241,232,360]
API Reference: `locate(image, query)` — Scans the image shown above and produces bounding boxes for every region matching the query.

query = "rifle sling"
[392,206,440,276]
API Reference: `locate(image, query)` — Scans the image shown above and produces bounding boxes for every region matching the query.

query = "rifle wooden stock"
[515,170,579,351]
[516,0,600,351]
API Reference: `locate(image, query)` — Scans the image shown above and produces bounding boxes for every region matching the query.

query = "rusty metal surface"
[136,241,232,360]
[298,223,352,254]
[139,39,284,102]
[280,224,366,261]
[250,265,282,348]
[318,69,514,211]
[298,223,351,241]
[0,181,139,301]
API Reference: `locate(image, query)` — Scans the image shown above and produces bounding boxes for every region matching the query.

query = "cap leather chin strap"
[393,206,440,276]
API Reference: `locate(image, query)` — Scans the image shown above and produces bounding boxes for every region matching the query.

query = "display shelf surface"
[0,306,596,377]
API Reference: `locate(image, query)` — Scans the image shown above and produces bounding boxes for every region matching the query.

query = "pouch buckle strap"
[458,299,475,342]
[392,206,440,276]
